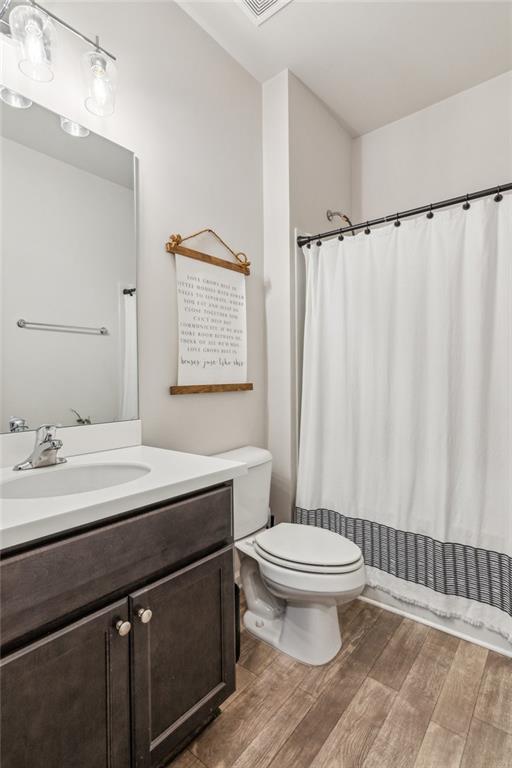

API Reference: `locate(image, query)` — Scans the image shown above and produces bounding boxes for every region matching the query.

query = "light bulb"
[25,19,45,66]
[0,87,32,109]
[91,69,112,109]
[83,50,116,117]
[9,5,55,83]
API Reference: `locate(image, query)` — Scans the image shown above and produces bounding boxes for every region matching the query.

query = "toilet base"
[243,600,342,666]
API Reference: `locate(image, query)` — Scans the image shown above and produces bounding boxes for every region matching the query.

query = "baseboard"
[358,593,512,658]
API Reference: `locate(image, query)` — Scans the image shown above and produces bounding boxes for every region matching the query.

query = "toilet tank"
[214,446,272,540]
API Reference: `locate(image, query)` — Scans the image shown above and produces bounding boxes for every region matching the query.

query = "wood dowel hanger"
[166,229,251,275]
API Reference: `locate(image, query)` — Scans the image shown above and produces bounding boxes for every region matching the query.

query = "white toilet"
[215,446,366,666]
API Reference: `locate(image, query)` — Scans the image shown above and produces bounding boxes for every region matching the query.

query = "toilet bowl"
[213,446,366,666]
[236,524,365,665]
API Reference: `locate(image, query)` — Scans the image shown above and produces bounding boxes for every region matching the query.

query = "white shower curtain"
[120,290,138,421]
[296,195,512,643]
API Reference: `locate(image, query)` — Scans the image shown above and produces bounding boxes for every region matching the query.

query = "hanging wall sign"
[166,231,253,395]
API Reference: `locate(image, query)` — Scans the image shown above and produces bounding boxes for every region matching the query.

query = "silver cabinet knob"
[137,608,153,624]
[116,620,132,637]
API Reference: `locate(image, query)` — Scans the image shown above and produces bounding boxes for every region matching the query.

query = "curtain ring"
[306,242,311,249]
[426,204,434,219]
[338,234,344,241]
[394,213,401,227]
[463,194,471,211]
[494,186,503,202]
[364,221,371,235]
[316,240,322,247]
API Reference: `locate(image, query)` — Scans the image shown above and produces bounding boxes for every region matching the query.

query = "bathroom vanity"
[0,446,245,768]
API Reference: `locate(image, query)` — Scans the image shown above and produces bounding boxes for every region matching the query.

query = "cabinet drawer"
[1,485,232,648]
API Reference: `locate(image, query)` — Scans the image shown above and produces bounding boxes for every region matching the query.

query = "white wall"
[263,71,351,522]
[289,75,352,236]
[352,72,512,222]
[1,138,134,430]
[0,1,266,455]
[263,71,292,523]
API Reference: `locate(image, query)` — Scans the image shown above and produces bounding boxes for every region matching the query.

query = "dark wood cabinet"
[0,600,131,768]
[0,484,235,768]
[131,548,235,767]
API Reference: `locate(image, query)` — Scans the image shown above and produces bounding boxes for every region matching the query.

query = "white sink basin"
[0,463,151,499]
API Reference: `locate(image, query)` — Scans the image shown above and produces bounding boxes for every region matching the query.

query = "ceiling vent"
[238,0,293,26]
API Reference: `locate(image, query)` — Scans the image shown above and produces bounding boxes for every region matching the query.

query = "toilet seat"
[254,523,363,575]
[253,545,364,574]
[237,536,365,595]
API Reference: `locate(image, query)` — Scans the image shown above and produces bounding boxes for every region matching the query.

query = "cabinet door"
[0,600,131,768]
[131,547,235,768]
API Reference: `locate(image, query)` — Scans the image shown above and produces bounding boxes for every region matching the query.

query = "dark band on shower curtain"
[295,507,512,617]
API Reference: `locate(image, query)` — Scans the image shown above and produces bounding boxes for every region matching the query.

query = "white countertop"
[0,445,246,550]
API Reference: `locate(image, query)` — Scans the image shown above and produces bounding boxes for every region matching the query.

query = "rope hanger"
[167,229,250,270]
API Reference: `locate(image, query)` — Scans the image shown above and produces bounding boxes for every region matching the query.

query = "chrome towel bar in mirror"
[17,319,108,335]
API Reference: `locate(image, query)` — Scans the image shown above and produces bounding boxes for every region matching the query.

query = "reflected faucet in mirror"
[9,416,29,433]
[14,425,67,471]
[70,409,91,425]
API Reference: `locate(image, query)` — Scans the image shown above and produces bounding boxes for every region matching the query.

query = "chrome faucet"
[14,425,67,471]
[9,416,29,433]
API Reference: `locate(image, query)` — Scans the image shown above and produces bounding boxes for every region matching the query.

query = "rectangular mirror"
[0,98,138,433]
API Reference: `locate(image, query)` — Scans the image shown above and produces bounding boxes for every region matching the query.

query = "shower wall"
[352,71,512,222]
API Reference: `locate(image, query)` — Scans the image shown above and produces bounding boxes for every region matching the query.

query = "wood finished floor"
[169,599,512,768]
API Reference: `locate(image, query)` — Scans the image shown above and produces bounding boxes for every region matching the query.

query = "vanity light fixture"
[60,115,89,138]
[82,42,116,117]
[2,0,117,115]
[0,86,32,108]
[9,3,56,82]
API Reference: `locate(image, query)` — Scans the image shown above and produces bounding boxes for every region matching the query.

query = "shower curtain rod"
[296,182,512,248]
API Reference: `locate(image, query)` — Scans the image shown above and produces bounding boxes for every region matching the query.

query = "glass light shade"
[9,5,56,83]
[0,87,32,109]
[82,50,116,117]
[60,116,89,138]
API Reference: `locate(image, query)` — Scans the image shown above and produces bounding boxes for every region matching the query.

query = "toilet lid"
[254,523,362,569]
